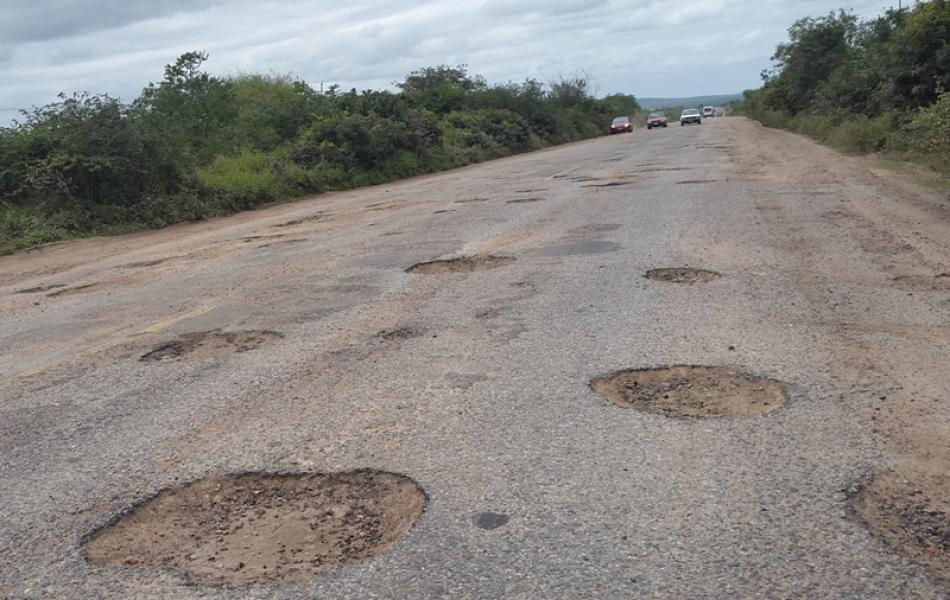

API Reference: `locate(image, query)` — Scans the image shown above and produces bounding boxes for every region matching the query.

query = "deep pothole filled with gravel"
[83,471,428,586]
[406,255,515,274]
[644,267,721,283]
[140,330,282,362]
[851,471,950,580]
[591,366,787,418]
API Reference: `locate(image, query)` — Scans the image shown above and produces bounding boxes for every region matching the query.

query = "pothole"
[15,283,66,294]
[582,181,636,188]
[590,366,787,418]
[376,327,424,341]
[258,238,307,249]
[406,255,515,274]
[568,224,622,236]
[140,330,282,362]
[644,267,721,284]
[891,273,950,290]
[273,213,324,228]
[83,471,428,586]
[119,255,188,269]
[851,471,950,580]
[47,283,98,297]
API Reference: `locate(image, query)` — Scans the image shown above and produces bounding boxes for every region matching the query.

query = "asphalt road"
[2,118,949,599]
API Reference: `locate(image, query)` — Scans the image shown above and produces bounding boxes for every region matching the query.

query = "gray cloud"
[0,0,222,44]
[0,0,889,120]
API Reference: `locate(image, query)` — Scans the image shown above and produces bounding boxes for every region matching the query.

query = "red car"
[610,116,633,134]
[646,113,668,129]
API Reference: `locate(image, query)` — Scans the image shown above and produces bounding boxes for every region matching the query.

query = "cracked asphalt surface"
[1,118,949,598]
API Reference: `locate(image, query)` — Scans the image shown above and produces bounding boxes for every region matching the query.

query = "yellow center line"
[0,303,216,390]
[139,304,216,334]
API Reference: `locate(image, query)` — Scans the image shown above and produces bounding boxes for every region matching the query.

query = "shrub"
[826,113,895,153]
[195,149,281,203]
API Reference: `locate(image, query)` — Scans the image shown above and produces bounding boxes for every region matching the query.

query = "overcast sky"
[1,0,894,120]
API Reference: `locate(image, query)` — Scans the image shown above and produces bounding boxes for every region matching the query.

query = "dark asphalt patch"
[591,366,787,418]
[645,268,721,284]
[539,241,621,257]
[507,197,545,204]
[455,197,490,204]
[474,512,510,530]
[140,330,282,362]
[406,256,515,274]
[83,471,428,586]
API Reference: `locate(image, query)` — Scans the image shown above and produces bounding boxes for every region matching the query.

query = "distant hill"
[638,94,743,110]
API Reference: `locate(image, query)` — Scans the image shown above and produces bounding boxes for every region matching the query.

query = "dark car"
[610,116,633,134]
[680,108,702,126]
[646,113,668,129]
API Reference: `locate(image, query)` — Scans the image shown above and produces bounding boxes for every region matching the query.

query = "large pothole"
[644,267,721,284]
[140,330,282,362]
[83,471,428,586]
[591,366,787,418]
[406,255,515,274]
[851,471,950,580]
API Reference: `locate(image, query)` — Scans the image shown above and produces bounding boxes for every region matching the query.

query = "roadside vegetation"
[0,53,639,254]
[740,0,950,172]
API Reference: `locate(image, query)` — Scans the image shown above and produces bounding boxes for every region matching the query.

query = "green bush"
[897,92,950,154]
[0,53,638,254]
[888,92,950,172]
[0,205,72,254]
[196,149,282,203]
[826,113,895,152]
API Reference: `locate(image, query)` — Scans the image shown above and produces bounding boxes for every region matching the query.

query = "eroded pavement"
[1,118,948,598]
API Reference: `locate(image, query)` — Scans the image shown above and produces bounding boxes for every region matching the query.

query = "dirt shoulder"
[727,117,950,581]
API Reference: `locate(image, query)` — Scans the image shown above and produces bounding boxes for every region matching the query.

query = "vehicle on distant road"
[680,109,702,126]
[702,106,715,118]
[646,113,668,129]
[610,116,633,134]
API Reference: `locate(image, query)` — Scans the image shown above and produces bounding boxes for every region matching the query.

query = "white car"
[680,108,702,125]
[702,106,715,118]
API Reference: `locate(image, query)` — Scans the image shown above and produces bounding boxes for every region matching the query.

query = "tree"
[762,11,858,113]
[398,65,487,114]
[134,51,237,163]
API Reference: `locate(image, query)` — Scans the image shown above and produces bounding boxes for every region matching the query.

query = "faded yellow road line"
[0,303,216,390]
[139,304,216,334]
